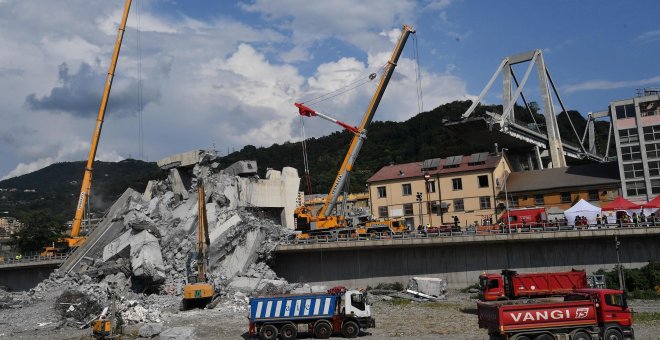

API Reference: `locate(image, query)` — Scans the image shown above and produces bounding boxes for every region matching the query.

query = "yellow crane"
[181,182,215,310]
[294,25,415,238]
[68,0,133,250]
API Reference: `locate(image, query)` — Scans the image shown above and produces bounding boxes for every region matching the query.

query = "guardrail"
[0,253,69,267]
[281,221,660,245]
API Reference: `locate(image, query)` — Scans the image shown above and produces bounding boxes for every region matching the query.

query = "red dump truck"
[479,269,588,301]
[478,288,634,340]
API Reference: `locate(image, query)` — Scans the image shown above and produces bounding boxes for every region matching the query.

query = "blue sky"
[0,0,658,180]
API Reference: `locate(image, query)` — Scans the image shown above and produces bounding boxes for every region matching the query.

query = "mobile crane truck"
[248,286,374,340]
[478,288,634,340]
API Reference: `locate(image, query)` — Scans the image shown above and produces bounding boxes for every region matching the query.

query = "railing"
[0,252,70,267]
[281,220,660,245]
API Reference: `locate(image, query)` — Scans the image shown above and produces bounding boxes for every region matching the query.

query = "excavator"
[181,182,215,310]
[294,25,415,238]
[42,0,132,256]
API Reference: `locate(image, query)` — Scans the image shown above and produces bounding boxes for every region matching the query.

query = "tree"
[11,210,67,253]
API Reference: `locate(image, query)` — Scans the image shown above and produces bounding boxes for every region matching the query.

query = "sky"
[0,0,659,180]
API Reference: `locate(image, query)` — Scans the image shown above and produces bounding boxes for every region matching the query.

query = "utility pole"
[502,148,511,234]
[416,192,423,227]
[615,236,626,291]
[424,172,432,226]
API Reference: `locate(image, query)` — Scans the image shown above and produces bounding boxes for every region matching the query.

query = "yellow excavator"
[294,25,415,238]
[181,182,215,310]
[42,0,132,256]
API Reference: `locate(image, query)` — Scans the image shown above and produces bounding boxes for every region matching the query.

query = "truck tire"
[313,320,332,339]
[534,334,553,340]
[603,328,624,340]
[259,324,278,340]
[513,336,531,340]
[280,323,297,340]
[341,321,359,338]
[571,330,590,340]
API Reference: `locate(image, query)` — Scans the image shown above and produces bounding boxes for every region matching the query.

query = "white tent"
[564,199,601,225]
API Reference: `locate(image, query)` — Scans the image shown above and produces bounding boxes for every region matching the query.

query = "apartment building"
[610,90,660,202]
[367,152,510,229]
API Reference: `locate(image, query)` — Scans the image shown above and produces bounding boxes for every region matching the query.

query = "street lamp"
[416,192,423,227]
[501,148,510,234]
[424,172,432,226]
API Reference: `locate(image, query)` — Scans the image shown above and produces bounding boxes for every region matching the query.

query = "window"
[404,217,414,229]
[624,163,645,179]
[621,145,641,161]
[377,186,387,198]
[478,175,489,188]
[640,99,660,117]
[479,196,491,210]
[403,203,414,216]
[615,104,636,119]
[453,199,464,212]
[643,125,660,141]
[560,192,571,203]
[534,195,545,205]
[647,142,660,159]
[427,201,440,214]
[402,183,412,196]
[626,181,646,197]
[604,294,626,308]
[652,179,660,195]
[452,178,462,190]
[488,279,499,289]
[378,206,389,218]
[426,181,436,193]
[650,161,660,177]
[588,190,599,201]
[351,293,366,311]
[618,128,639,144]
[509,196,519,208]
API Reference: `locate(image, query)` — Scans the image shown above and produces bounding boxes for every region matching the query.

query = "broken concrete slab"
[209,214,241,245]
[160,326,197,340]
[142,180,156,202]
[138,323,163,338]
[407,277,447,298]
[102,229,133,262]
[213,229,263,280]
[223,160,257,177]
[157,149,203,170]
[168,168,189,201]
[130,231,166,283]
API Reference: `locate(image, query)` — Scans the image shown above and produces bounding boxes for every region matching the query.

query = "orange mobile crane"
[44,0,132,256]
[294,25,415,238]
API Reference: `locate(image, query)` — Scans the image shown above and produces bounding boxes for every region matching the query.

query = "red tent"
[601,196,640,211]
[644,195,660,209]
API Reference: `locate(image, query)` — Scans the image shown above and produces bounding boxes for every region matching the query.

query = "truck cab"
[479,273,504,301]
[342,290,373,327]
[574,288,633,335]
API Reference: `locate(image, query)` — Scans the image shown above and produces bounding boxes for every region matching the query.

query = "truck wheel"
[313,320,332,339]
[513,336,531,340]
[341,321,359,338]
[259,324,278,340]
[534,334,553,340]
[280,323,297,340]
[603,328,624,340]
[571,331,590,340]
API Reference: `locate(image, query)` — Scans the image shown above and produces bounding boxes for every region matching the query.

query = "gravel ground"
[2,292,659,339]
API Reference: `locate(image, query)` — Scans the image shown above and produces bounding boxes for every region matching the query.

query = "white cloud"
[635,30,660,44]
[563,75,660,93]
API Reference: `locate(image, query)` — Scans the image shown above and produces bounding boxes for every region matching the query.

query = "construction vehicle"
[478,288,634,340]
[498,207,548,231]
[248,286,375,340]
[479,269,592,302]
[181,182,215,310]
[293,24,415,238]
[42,0,132,256]
[91,281,123,339]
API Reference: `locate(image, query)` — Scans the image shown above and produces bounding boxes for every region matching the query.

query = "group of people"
[574,215,590,226]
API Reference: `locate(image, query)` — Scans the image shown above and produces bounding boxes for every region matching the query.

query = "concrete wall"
[237,167,300,229]
[0,265,56,291]
[272,230,660,289]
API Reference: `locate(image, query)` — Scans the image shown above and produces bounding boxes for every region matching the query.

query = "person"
[640,211,647,223]
[453,215,459,231]
[596,214,602,226]
[424,223,429,235]
[499,220,505,233]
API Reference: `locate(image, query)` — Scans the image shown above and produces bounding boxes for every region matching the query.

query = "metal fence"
[0,252,69,267]
[282,221,660,245]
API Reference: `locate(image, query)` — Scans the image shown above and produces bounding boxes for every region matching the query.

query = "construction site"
[2,1,660,340]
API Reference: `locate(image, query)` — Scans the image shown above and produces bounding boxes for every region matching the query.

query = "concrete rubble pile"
[5,151,303,333]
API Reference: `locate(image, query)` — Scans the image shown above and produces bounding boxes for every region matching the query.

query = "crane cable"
[136,0,144,160]
[299,66,383,106]
[412,33,424,114]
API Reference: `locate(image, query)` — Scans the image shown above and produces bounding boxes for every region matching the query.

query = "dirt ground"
[2,291,659,339]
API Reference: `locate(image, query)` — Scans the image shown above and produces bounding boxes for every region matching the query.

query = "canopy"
[601,196,640,211]
[564,199,601,225]
[644,195,660,209]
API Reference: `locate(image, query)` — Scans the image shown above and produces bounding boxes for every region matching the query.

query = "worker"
[15,254,22,261]
[453,215,459,231]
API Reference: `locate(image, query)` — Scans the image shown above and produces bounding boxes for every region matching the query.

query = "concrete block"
[130,230,166,283]
[160,327,197,340]
[223,160,257,177]
[215,229,262,279]
[138,323,163,338]
[209,214,242,245]
[157,150,202,170]
[102,229,133,262]
[407,277,447,297]
[142,180,156,202]
[168,168,189,200]
[228,276,261,292]
[206,202,218,230]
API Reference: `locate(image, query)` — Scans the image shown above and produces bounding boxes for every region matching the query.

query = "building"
[367,152,510,229]
[610,89,660,202]
[502,162,621,211]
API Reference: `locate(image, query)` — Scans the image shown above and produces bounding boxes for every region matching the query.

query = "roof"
[505,162,620,193]
[367,153,503,183]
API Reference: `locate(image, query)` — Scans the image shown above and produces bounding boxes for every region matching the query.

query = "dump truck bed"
[478,300,598,333]
[249,294,338,322]
[510,271,586,297]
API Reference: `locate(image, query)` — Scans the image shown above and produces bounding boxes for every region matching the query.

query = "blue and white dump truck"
[248,286,375,340]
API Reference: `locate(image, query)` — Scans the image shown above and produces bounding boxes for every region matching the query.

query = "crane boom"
[196,183,209,282]
[70,0,132,244]
[318,24,415,218]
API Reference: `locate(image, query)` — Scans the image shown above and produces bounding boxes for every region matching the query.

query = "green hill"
[0,159,162,219]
